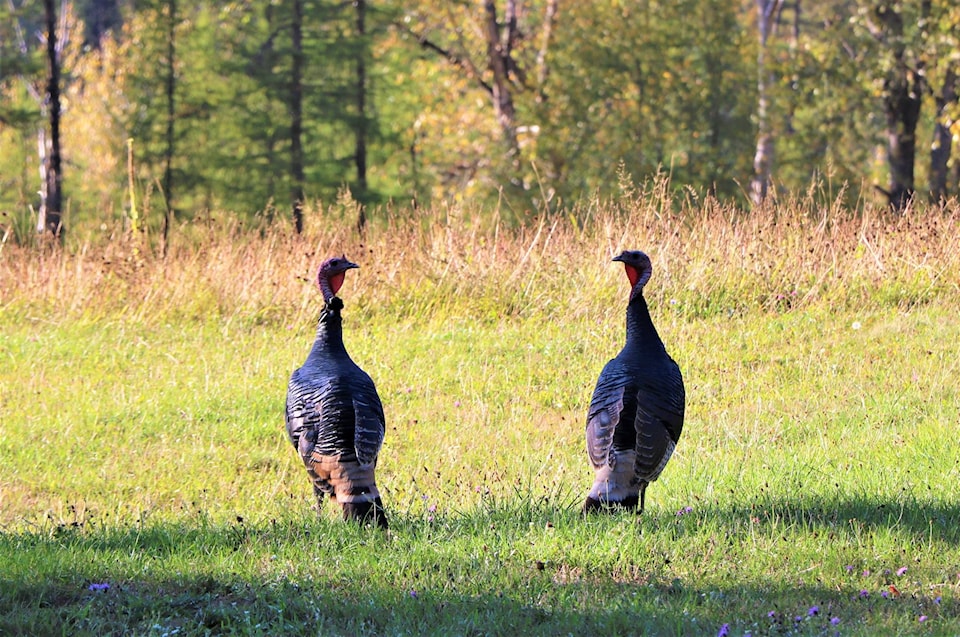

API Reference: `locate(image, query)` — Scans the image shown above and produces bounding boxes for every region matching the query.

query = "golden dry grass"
[2,190,958,326]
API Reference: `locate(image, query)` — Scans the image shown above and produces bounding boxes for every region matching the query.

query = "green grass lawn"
[3,198,959,635]
[2,293,958,635]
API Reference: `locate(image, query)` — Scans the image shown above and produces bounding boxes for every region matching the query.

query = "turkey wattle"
[583,250,685,514]
[285,255,388,528]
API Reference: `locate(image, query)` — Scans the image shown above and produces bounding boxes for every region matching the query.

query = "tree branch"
[405,26,493,95]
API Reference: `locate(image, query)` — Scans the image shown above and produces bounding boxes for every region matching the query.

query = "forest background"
[2,0,960,243]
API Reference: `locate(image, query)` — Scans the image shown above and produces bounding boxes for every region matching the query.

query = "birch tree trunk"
[355,0,369,232]
[405,1,558,188]
[162,0,177,252]
[290,0,305,234]
[749,0,783,206]
[930,66,956,203]
[37,0,64,239]
[482,0,520,162]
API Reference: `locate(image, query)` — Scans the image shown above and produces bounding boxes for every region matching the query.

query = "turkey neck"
[307,298,349,361]
[624,292,665,355]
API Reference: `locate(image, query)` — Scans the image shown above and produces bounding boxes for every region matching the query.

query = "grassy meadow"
[1,190,960,635]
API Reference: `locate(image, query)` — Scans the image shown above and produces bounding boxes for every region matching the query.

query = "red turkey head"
[317,255,359,302]
[612,250,652,298]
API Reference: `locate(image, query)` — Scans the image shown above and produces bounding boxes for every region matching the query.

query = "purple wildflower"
[896,566,908,576]
[808,605,819,617]
[881,590,889,599]
[409,590,418,599]
[428,504,437,513]
[862,569,870,577]
[845,565,854,573]
[87,583,109,592]
[919,615,928,623]
[934,596,942,605]
[767,611,777,619]
[717,623,730,637]
[676,506,693,516]
[830,617,840,626]
[858,589,870,599]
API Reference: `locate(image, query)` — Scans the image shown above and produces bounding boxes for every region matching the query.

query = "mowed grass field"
[2,194,959,635]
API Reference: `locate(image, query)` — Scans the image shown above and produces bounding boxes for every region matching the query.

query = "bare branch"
[405,25,493,95]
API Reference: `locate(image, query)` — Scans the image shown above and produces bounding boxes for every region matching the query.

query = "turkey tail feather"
[308,453,382,504]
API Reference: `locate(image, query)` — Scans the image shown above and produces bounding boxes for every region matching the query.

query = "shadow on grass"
[685,493,960,545]
[0,495,956,636]
[0,568,877,637]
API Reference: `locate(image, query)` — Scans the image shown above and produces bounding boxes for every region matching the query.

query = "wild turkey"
[285,255,388,528]
[583,250,685,513]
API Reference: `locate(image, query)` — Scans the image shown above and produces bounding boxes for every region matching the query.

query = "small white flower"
[852,321,862,330]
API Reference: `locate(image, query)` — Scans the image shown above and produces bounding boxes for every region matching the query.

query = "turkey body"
[286,295,388,527]
[584,251,685,513]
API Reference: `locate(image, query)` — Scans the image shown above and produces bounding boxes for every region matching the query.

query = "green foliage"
[768,0,960,205]
[0,0,45,217]
[3,1,960,228]
[538,0,755,202]
[767,3,879,201]
[0,126,37,235]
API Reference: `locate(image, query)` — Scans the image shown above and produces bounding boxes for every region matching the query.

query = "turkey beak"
[344,260,360,271]
[611,254,625,263]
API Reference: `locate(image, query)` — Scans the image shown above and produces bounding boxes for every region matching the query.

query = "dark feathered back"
[285,258,387,527]
[583,250,685,513]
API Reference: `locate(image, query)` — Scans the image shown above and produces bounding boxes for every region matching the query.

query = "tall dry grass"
[2,188,958,327]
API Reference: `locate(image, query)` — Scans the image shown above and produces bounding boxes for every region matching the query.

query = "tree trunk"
[535,0,558,102]
[749,0,783,206]
[354,0,368,232]
[930,66,956,204]
[290,0,305,233]
[407,0,556,186]
[82,0,121,49]
[482,0,520,161]
[876,3,924,212]
[37,0,64,239]
[882,72,923,211]
[162,0,177,252]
